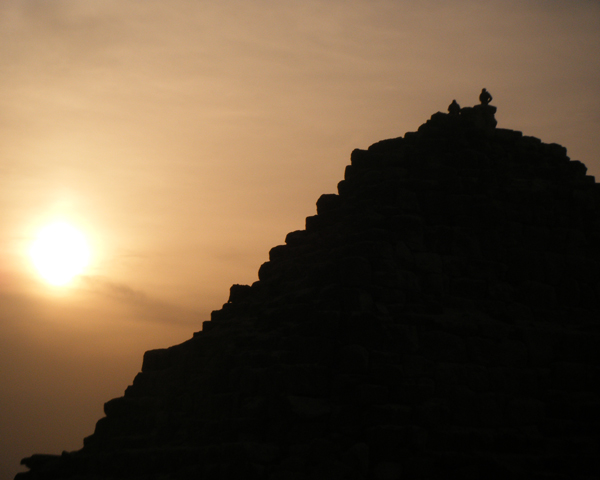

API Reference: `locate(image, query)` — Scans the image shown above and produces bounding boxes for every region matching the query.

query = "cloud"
[78,275,203,326]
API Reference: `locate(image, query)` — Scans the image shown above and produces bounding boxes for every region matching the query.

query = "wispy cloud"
[78,275,202,326]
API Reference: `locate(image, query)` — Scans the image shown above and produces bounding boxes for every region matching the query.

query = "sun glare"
[30,222,91,286]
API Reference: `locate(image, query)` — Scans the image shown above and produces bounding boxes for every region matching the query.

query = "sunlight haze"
[1,1,599,478]
[29,222,90,286]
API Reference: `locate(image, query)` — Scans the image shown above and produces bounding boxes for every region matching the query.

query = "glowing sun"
[29,222,91,286]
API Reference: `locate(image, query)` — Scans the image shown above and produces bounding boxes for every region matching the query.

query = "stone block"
[424,225,454,254]
[434,362,460,388]
[338,256,372,286]
[337,344,369,374]
[365,404,413,426]
[460,364,492,392]
[466,336,497,366]
[357,384,389,406]
[285,230,310,246]
[422,273,448,297]
[551,362,591,391]
[389,215,425,250]
[316,194,342,215]
[287,396,332,419]
[522,328,558,366]
[305,215,324,231]
[368,137,404,152]
[344,164,356,180]
[495,128,523,143]
[393,188,420,212]
[268,245,289,262]
[279,364,332,397]
[258,261,278,282]
[269,471,307,480]
[567,160,588,178]
[367,425,428,458]
[228,284,252,303]
[420,330,467,362]
[142,348,171,372]
[446,386,504,427]
[450,277,488,300]
[496,339,528,368]
[350,148,373,169]
[373,461,402,480]
[343,442,369,476]
[429,426,496,452]
[505,397,546,426]
[414,252,443,273]
[518,281,558,309]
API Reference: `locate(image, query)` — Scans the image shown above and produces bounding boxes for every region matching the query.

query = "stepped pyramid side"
[19,103,600,480]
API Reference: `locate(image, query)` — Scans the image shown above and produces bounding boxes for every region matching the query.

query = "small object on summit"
[479,88,492,105]
[448,99,461,115]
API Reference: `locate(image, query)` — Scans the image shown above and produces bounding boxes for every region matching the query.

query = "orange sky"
[1,1,599,478]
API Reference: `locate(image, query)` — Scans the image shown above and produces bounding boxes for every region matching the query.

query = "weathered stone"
[285,230,310,246]
[372,461,402,480]
[228,283,252,303]
[316,193,342,215]
[338,344,369,374]
[338,256,372,286]
[18,101,600,480]
[141,348,171,372]
[368,137,404,153]
[420,330,467,362]
[414,252,443,273]
[344,442,369,476]
[505,397,546,426]
[287,396,332,419]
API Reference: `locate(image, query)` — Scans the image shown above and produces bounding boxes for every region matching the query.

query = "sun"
[29,221,91,286]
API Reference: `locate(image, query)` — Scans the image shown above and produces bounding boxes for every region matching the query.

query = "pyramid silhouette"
[18,103,600,479]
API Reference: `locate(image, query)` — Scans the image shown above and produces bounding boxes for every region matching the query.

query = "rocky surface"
[18,103,600,479]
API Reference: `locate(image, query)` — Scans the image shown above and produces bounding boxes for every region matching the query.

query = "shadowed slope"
[18,103,600,480]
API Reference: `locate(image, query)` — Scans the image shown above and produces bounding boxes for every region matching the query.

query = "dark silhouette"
[447,99,461,115]
[479,87,492,105]
[17,103,600,480]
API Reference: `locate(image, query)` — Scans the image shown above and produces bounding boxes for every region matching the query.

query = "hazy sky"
[1,1,599,478]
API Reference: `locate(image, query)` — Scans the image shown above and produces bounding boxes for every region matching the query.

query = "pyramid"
[18,102,600,479]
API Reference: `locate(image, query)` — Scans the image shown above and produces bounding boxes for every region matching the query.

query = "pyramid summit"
[18,101,600,479]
